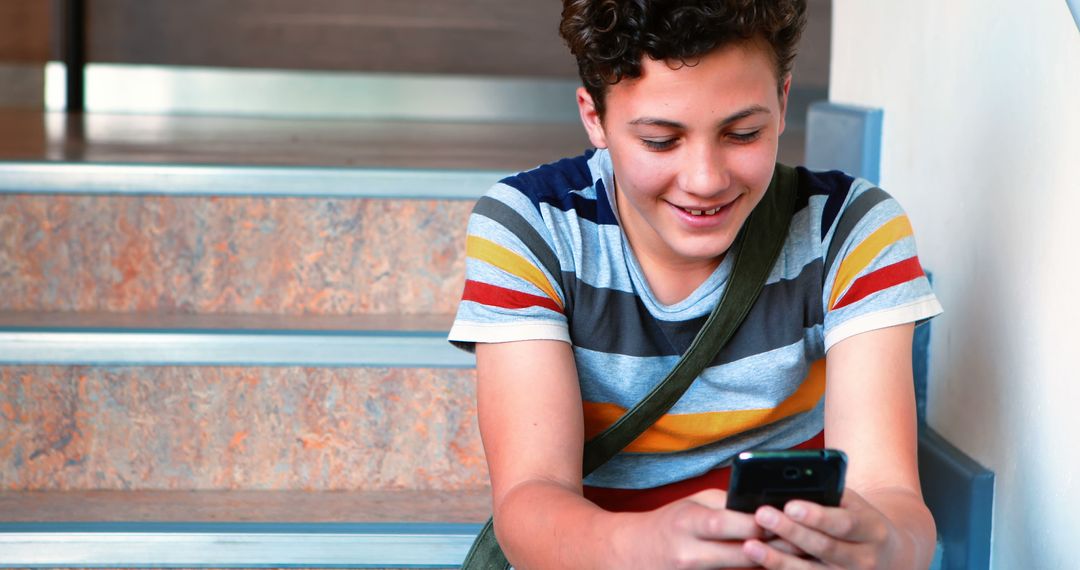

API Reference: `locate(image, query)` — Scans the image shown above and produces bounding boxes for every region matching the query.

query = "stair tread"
[0,108,590,172]
[0,310,456,333]
[0,311,473,367]
[0,491,487,567]
[0,489,490,523]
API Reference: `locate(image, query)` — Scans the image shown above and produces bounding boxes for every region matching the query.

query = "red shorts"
[582,431,826,513]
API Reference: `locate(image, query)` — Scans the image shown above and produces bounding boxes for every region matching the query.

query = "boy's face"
[577,40,789,273]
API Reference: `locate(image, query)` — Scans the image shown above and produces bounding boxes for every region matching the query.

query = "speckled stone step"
[0,312,482,492]
[1,362,484,492]
[0,191,477,316]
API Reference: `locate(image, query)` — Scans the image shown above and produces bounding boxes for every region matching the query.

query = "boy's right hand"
[612,489,778,569]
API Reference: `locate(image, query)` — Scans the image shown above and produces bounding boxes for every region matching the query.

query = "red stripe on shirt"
[832,256,925,311]
[462,280,563,314]
[583,431,826,513]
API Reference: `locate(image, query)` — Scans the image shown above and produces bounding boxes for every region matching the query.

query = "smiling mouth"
[682,207,723,216]
[676,199,735,217]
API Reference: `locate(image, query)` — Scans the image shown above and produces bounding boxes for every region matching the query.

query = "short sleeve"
[448,183,571,353]
[821,183,943,350]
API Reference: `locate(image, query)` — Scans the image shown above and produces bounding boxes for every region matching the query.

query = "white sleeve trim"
[824,296,944,351]
[448,320,572,347]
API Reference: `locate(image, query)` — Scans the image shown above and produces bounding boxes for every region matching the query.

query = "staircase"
[0,106,601,566]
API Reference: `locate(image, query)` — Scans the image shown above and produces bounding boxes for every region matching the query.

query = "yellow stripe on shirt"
[829,215,913,309]
[582,360,826,453]
[466,235,563,309]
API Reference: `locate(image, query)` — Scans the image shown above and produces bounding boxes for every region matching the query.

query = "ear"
[777,74,792,136]
[576,87,609,149]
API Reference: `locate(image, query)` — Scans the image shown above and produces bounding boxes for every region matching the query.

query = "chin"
[676,243,735,263]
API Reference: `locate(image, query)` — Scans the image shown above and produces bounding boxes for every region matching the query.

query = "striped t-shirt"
[449,148,942,490]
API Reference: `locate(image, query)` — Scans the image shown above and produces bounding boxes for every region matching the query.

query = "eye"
[641,138,677,151]
[728,130,763,144]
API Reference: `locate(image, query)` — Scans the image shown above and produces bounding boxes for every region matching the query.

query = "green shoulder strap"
[462,164,800,569]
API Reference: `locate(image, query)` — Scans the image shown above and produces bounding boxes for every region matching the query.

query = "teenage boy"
[450,1,942,567]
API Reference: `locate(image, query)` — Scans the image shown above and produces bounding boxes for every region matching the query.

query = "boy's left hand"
[741,489,899,569]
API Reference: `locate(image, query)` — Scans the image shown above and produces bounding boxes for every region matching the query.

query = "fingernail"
[757,507,779,528]
[786,503,806,521]
[744,541,766,563]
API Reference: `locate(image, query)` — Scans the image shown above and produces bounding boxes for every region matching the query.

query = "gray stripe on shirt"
[566,258,825,360]
[824,187,890,277]
[473,196,564,293]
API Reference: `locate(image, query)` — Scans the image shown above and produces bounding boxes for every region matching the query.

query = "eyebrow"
[628,105,772,129]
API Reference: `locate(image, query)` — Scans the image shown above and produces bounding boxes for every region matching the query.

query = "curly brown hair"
[559,0,807,117]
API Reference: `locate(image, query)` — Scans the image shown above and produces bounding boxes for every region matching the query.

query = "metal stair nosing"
[0,160,504,200]
[0,321,475,368]
[0,521,484,568]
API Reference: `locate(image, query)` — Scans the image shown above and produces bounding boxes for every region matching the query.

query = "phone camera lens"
[782,466,800,480]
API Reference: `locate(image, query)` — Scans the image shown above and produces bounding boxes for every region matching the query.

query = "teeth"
[689,209,703,215]
[684,206,722,216]
[705,208,719,215]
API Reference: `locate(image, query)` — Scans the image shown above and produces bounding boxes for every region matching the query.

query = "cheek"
[612,150,674,199]
[729,143,780,189]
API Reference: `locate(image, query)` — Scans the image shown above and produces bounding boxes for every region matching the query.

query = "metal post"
[63,0,86,112]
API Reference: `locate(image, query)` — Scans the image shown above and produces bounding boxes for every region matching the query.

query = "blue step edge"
[0,161,503,200]
[0,313,474,368]
[0,521,484,568]
[919,427,994,570]
[0,328,474,368]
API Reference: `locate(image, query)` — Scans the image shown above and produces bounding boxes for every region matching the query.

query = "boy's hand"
[740,489,898,569]
[613,489,779,569]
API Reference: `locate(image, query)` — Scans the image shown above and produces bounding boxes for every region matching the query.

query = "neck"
[615,188,724,305]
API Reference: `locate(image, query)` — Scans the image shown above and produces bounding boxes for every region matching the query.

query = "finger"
[676,490,768,541]
[754,505,853,565]
[682,502,765,541]
[785,499,887,544]
[743,539,819,570]
[764,537,807,557]
[666,534,767,569]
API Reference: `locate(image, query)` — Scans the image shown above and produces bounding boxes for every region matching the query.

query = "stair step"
[0,312,471,367]
[0,489,490,523]
[2,355,484,490]
[0,109,590,171]
[0,191,474,315]
[1,521,481,568]
[1,161,505,199]
[0,490,488,567]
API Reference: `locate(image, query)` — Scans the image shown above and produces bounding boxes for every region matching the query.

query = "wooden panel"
[0,64,45,108]
[87,0,577,76]
[0,490,490,523]
[0,0,51,63]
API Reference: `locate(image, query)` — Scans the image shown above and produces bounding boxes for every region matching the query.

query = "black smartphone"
[725,448,847,513]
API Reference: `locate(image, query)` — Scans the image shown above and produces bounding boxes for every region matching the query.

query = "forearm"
[493,479,629,569]
[861,486,938,569]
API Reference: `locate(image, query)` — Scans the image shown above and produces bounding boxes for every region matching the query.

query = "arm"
[742,323,937,569]
[477,339,767,569]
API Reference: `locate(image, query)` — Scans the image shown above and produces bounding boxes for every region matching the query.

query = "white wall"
[829,1,1080,568]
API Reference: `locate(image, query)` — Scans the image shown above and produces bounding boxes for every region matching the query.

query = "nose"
[679,141,731,198]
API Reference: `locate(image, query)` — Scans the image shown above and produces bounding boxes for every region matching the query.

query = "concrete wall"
[829,1,1079,568]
